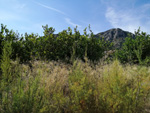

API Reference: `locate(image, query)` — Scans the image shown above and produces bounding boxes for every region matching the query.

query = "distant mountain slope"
[94,28,134,49]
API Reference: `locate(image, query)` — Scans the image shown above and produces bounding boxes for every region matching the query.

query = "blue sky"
[0,0,150,35]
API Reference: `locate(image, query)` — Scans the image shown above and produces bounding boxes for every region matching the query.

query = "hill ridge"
[94,28,134,48]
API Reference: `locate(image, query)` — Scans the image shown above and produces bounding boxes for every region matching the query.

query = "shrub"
[116,28,150,65]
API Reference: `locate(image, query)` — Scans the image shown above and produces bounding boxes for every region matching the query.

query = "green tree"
[116,28,150,65]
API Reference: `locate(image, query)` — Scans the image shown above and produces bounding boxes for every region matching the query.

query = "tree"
[116,28,150,65]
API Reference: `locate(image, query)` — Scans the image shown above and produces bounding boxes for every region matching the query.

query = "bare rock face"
[94,28,134,49]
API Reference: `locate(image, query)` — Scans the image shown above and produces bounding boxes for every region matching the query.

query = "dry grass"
[1,59,150,113]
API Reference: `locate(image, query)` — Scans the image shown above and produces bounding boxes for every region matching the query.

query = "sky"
[0,0,150,35]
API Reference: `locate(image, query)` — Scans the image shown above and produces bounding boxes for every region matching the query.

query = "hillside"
[94,28,134,48]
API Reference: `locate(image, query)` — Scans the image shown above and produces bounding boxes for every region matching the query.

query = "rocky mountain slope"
[94,28,134,49]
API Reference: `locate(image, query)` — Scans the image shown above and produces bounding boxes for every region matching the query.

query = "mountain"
[94,28,134,49]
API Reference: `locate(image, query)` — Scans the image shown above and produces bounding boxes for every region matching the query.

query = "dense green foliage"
[0,24,112,63]
[116,29,150,65]
[1,23,150,65]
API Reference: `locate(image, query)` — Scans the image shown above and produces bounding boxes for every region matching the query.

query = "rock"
[94,28,134,49]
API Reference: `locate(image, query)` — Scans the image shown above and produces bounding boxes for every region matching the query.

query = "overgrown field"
[0,58,150,113]
[1,24,150,112]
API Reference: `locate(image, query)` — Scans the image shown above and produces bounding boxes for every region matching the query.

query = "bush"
[116,28,150,65]
[0,24,112,63]
[0,58,150,112]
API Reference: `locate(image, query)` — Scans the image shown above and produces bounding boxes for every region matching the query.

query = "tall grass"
[0,41,12,112]
[0,47,150,112]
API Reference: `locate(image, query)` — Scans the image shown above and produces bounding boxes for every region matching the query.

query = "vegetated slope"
[94,28,135,49]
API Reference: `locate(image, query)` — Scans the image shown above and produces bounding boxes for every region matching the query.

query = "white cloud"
[65,18,81,28]
[35,2,67,16]
[105,5,150,34]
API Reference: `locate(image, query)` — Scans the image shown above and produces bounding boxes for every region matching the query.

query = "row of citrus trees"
[0,24,112,63]
[0,23,150,65]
